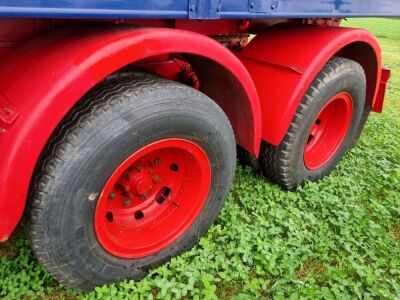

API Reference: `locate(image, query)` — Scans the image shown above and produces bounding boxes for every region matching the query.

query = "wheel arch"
[335,41,380,108]
[0,26,261,241]
[238,24,382,146]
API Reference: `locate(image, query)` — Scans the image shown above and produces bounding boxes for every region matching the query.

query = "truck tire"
[25,72,236,290]
[260,57,366,190]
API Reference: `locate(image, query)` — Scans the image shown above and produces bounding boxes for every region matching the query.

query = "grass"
[1,18,399,299]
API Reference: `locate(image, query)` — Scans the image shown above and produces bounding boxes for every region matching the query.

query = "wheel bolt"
[154,158,161,165]
[123,199,132,207]
[108,192,115,200]
[152,175,162,183]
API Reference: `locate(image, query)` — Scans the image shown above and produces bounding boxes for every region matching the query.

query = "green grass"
[1,18,399,299]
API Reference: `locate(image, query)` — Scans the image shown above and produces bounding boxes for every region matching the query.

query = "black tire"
[25,72,236,290]
[237,145,260,171]
[260,57,366,190]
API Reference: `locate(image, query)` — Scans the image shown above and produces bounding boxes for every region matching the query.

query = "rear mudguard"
[0,25,262,241]
[238,23,383,145]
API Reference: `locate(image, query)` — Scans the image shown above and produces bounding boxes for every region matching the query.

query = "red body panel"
[238,24,382,145]
[373,68,391,113]
[0,26,261,241]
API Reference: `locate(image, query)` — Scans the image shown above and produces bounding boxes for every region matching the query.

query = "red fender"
[238,23,382,145]
[0,26,261,241]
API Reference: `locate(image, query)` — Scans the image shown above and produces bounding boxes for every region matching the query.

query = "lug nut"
[108,192,115,200]
[152,175,162,183]
[154,158,161,165]
[123,199,132,207]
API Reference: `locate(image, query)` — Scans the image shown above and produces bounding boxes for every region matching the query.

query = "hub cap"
[94,138,211,258]
[304,92,353,170]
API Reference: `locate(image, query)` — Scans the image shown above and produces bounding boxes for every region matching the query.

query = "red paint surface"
[304,92,353,170]
[136,58,200,89]
[238,24,382,145]
[0,25,261,240]
[0,18,53,60]
[95,138,211,258]
[373,68,391,113]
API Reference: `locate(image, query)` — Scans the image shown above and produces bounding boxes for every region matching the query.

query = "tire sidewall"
[293,70,366,182]
[38,80,235,286]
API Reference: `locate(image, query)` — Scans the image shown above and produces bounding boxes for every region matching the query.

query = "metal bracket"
[0,93,19,128]
[248,0,280,13]
[189,0,222,19]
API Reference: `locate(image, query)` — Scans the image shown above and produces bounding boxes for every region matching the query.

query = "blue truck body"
[0,0,400,19]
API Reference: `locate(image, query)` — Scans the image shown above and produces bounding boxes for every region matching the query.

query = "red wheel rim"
[94,138,211,258]
[304,92,353,170]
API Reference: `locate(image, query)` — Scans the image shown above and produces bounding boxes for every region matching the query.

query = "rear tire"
[26,72,236,290]
[260,57,366,190]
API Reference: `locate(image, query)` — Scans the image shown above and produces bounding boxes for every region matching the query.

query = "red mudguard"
[238,24,383,145]
[0,26,262,241]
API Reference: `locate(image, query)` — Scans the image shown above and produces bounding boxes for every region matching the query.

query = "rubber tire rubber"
[260,57,366,190]
[25,72,236,291]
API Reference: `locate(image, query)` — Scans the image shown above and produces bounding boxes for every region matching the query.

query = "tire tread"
[260,57,366,190]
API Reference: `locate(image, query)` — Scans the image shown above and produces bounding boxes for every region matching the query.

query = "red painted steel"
[0,18,52,60]
[0,26,261,241]
[373,68,391,113]
[301,18,342,27]
[0,94,19,127]
[238,23,382,146]
[304,92,353,170]
[136,58,200,89]
[0,17,257,60]
[95,138,211,258]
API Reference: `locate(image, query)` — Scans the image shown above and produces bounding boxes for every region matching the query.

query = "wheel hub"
[303,92,353,170]
[118,161,156,198]
[136,177,153,196]
[94,138,211,258]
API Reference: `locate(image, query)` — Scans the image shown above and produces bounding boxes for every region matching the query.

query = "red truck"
[0,0,397,290]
